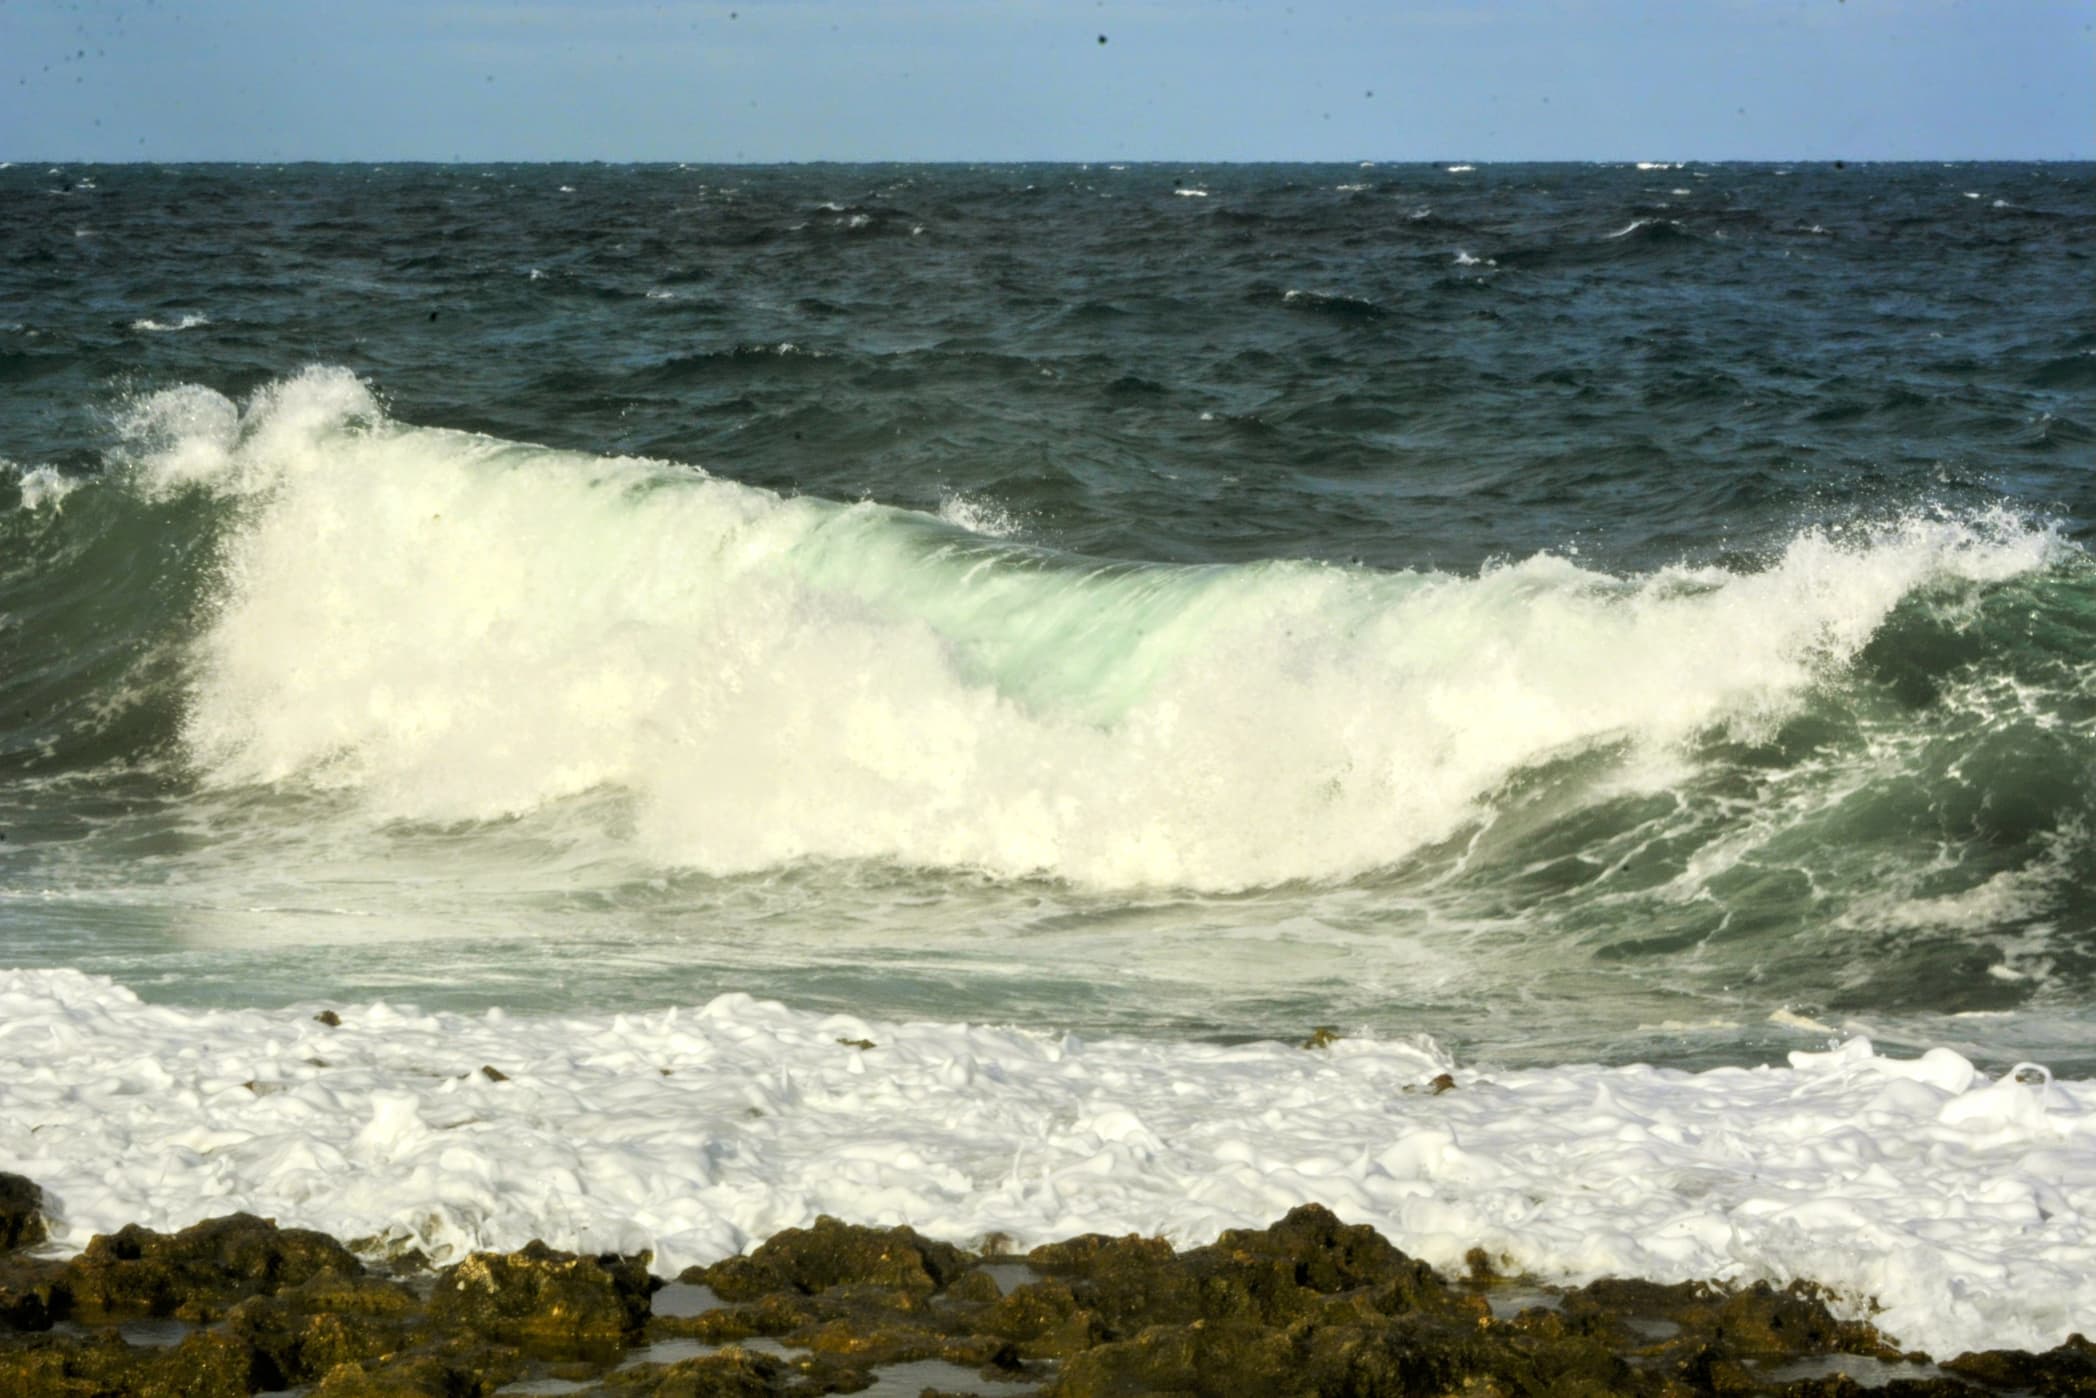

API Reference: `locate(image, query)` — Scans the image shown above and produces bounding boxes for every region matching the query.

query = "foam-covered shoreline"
[4,969,2093,1361]
[10,1186,2096,1397]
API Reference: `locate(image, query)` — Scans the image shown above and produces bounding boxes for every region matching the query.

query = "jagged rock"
[0,1174,48,1252]
[978,1276,1103,1356]
[591,1346,784,1396]
[217,1269,421,1388]
[68,1213,364,1321]
[427,1240,651,1343]
[1944,1331,2096,1391]
[2,1202,2083,1397]
[130,1329,263,1398]
[1026,1204,1446,1338]
[309,1336,523,1397]
[0,1328,141,1397]
[0,1256,71,1331]
[698,1216,969,1304]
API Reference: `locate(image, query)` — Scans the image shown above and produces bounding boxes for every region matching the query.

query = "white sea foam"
[131,313,211,333]
[122,370,2067,891]
[1636,161,1683,171]
[935,492,1022,539]
[1,968,2091,1359]
[1172,187,1208,198]
[1453,250,1494,267]
[8,463,80,511]
[1445,164,1475,173]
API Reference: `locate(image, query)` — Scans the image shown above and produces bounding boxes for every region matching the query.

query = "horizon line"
[6,155,2093,168]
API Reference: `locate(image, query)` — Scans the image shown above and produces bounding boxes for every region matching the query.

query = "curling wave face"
[137,369,2084,887]
[4,368,2095,1064]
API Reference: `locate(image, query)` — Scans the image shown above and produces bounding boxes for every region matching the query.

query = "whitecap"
[131,313,211,333]
[936,493,1022,539]
[8,463,80,511]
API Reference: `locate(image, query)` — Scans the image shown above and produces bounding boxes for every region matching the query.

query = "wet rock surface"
[0,1173,48,1253]
[2,1194,2092,1395]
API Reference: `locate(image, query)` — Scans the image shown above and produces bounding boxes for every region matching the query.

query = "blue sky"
[4,0,2090,162]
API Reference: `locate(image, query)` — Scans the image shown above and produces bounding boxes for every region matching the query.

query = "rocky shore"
[2,1172,2090,1397]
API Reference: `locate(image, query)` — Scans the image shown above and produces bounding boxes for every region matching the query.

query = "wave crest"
[139,372,2077,891]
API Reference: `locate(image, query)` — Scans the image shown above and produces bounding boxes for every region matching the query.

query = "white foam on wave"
[7,462,81,511]
[935,492,1023,539]
[131,313,211,333]
[123,369,2068,891]
[1172,187,1208,198]
[3,967,2091,1359]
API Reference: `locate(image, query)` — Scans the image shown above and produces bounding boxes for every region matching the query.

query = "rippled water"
[3,161,2093,1070]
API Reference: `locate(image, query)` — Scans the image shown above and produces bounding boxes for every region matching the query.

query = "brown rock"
[1943,1331,2096,1391]
[700,1216,968,1304]
[0,1255,71,1331]
[130,1328,263,1398]
[0,1173,48,1252]
[426,1240,651,1344]
[592,1345,783,1396]
[68,1213,364,1321]
[310,1338,523,1397]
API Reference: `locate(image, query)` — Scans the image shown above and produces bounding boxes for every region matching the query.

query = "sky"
[2,0,2090,163]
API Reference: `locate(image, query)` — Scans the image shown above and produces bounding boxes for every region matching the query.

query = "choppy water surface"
[3,161,2093,1069]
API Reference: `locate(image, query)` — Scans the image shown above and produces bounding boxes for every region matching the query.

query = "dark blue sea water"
[3,161,2093,1070]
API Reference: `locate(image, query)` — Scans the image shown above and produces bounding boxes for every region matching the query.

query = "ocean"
[3,160,2094,1358]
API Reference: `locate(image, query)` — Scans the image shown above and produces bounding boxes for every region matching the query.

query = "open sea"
[3,161,2095,1357]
